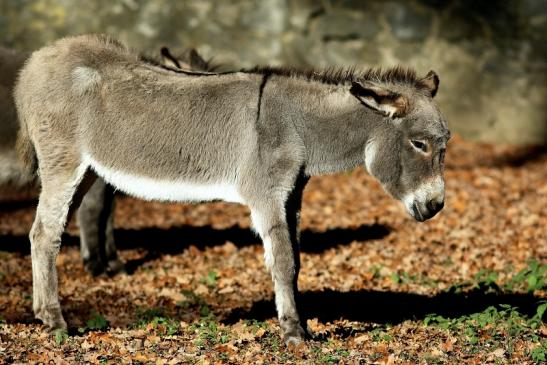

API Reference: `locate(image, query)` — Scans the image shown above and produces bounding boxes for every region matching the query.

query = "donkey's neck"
[270,78,382,176]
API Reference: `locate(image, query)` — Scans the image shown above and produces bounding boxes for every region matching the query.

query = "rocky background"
[1,0,546,144]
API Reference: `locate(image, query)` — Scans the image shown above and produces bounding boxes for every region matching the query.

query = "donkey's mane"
[139,52,218,73]
[243,65,420,86]
[138,51,419,88]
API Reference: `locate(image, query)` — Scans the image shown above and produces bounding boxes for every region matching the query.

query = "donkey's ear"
[188,49,209,71]
[350,81,408,118]
[160,47,182,69]
[417,70,439,98]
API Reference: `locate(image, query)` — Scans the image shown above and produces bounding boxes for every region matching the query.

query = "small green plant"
[505,260,546,292]
[203,270,218,287]
[131,307,179,335]
[530,341,547,362]
[177,290,211,317]
[191,318,229,348]
[313,346,351,364]
[370,326,393,342]
[54,329,68,345]
[528,301,546,330]
[371,265,383,279]
[473,269,499,291]
[78,311,108,333]
[390,272,400,284]
[424,302,546,361]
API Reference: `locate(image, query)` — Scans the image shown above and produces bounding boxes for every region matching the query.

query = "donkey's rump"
[17,35,260,203]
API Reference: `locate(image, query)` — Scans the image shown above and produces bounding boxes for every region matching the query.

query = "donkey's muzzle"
[413,199,444,222]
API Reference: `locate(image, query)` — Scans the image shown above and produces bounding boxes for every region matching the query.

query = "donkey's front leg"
[251,202,306,345]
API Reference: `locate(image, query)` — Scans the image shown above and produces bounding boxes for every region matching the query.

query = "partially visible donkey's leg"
[31,161,91,330]
[78,180,123,275]
[285,172,309,335]
[250,172,309,345]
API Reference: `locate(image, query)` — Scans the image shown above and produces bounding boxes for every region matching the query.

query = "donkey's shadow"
[114,223,390,273]
[224,288,543,338]
[0,223,390,273]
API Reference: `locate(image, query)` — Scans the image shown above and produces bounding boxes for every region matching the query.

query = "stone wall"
[1,0,546,144]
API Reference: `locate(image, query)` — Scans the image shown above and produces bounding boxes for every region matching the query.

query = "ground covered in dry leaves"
[0,136,545,364]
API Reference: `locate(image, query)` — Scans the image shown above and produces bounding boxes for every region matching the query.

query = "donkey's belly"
[84,154,244,204]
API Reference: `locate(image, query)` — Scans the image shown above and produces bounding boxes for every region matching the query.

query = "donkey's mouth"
[409,201,443,222]
[411,203,426,222]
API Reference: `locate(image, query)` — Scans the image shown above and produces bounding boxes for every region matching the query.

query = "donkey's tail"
[15,117,38,182]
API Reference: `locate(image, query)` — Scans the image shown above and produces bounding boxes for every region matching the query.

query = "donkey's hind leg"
[79,180,123,276]
[31,162,89,330]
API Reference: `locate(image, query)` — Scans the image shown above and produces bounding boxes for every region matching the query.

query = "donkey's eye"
[410,140,428,153]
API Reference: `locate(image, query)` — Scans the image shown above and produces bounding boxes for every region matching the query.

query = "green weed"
[424,302,546,361]
[203,270,218,287]
[131,307,179,336]
[530,341,547,362]
[505,260,546,292]
[54,329,68,345]
[177,290,211,318]
[191,318,229,348]
[78,311,108,333]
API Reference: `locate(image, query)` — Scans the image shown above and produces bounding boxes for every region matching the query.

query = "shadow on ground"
[0,223,390,262]
[224,288,543,336]
[487,145,547,168]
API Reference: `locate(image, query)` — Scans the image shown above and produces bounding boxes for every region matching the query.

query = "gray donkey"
[1,44,213,275]
[15,35,449,345]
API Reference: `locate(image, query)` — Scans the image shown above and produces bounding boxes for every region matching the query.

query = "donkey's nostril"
[426,199,444,213]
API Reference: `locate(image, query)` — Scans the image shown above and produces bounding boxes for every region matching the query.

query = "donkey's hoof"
[106,259,125,276]
[35,306,67,331]
[283,325,306,347]
[84,259,107,276]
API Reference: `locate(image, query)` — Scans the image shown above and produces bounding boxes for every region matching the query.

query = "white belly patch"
[84,154,244,203]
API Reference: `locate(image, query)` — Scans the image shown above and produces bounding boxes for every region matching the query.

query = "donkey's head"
[350,70,450,221]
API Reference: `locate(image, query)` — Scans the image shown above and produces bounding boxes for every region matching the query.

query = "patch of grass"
[370,326,393,342]
[54,329,68,346]
[445,261,547,294]
[472,269,499,290]
[504,260,546,292]
[389,270,440,288]
[245,319,268,334]
[78,311,108,333]
[371,265,383,279]
[390,272,401,284]
[131,307,179,336]
[177,290,211,318]
[318,348,350,364]
[190,318,229,348]
[202,270,218,287]
[530,341,547,362]
[424,302,546,361]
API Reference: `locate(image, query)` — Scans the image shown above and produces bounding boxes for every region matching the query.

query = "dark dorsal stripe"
[256,72,271,124]
[139,53,421,90]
